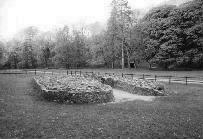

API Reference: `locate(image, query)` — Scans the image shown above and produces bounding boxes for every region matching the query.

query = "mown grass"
[0,74,203,139]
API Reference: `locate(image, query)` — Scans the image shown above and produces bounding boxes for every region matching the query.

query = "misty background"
[0,0,191,40]
[0,0,202,70]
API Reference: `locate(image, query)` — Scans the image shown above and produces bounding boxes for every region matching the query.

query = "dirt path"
[112,89,155,103]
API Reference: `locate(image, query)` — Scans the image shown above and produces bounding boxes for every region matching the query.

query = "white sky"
[0,0,182,40]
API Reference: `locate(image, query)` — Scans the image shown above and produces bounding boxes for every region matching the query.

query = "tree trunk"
[121,6,125,70]
[121,40,124,69]
[148,62,152,69]
[134,60,136,69]
[111,61,114,69]
[125,45,130,69]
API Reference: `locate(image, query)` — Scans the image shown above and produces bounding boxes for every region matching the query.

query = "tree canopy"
[139,0,203,69]
[1,0,202,70]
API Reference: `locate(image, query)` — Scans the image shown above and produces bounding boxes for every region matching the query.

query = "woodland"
[0,0,202,70]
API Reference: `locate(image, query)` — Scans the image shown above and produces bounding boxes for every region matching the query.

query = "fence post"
[169,76,172,84]
[75,71,77,75]
[35,69,36,75]
[122,73,124,78]
[80,71,82,76]
[143,74,145,79]
[71,71,72,76]
[185,76,188,85]
[154,75,157,81]
[67,70,68,75]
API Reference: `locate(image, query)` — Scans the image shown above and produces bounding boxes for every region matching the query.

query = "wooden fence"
[0,69,203,85]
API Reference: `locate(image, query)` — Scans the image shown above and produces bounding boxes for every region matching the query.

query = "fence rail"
[0,69,203,85]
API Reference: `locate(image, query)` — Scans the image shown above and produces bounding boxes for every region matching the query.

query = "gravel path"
[112,89,155,103]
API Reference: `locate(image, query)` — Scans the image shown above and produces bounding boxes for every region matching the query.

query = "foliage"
[1,0,202,70]
[104,0,134,68]
[139,0,203,69]
[54,26,90,68]
[0,41,5,68]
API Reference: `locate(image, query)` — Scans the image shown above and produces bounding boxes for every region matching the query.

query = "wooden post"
[185,77,188,85]
[67,70,68,75]
[143,74,145,79]
[71,71,72,76]
[155,75,157,81]
[122,73,124,78]
[80,71,81,76]
[35,69,36,75]
[75,71,77,75]
[169,76,172,84]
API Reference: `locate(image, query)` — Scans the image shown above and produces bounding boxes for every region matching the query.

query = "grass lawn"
[0,74,203,138]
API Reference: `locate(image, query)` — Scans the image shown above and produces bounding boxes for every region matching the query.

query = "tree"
[54,26,90,68]
[54,26,72,68]
[0,41,4,61]
[129,24,145,68]
[106,0,133,69]
[0,41,5,68]
[3,39,23,68]
[72,29,89,68]
[36,31,56,68]
[22,26,38,68]
[138,0,203,69]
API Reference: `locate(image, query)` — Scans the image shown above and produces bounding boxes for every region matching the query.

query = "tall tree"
[72,29,89,68]
[22,26,38,68]
[36,31,56,68]
[54,26,89,68]
[107,0,133,68]
[0,41,5,68]
[54,26,71,68]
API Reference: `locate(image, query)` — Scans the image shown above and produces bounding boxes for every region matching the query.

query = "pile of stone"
[91,74,166,96]
[33,75,114,103]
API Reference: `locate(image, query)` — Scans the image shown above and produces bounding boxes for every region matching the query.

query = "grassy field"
[0,74,203,138]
